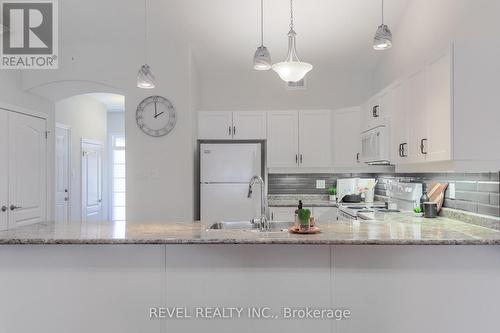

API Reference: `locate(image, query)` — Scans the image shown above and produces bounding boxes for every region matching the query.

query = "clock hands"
[154,101,157,118]
[154,111,164,118]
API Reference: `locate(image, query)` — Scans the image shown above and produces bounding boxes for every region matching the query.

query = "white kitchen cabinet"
[198,111,267,140]
[232,111,267,140]
[333,108,361,168]
[390,80,410,164]
[198,111,233,139]
[361,89,392,132]
[407,67,427,163]
[267,110,332,169]
[267,111,299,168]
[298,110,332,168]
[424,50,452,162]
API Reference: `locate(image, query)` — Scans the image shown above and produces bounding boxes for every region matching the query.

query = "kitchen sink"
[208,220,295,231]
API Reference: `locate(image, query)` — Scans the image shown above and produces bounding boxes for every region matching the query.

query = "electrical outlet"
[316,180,326,189]
[448,183,456,199]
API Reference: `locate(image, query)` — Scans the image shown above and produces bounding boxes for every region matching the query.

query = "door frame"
[80,138,103,222]
[0,104,50,225]
[55,123,71,223]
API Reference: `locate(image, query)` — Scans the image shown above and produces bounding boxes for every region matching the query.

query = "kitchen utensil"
[427,182,448,212]
[423,202,438,218]
[342,194,362,203]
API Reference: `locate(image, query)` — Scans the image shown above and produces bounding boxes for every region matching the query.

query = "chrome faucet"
[248,175,268,231]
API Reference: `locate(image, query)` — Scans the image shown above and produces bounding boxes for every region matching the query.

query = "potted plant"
[413,207,424,217]
[297,208,311,231]
[327,187,337,202]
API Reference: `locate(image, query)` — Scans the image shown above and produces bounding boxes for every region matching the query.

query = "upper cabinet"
[333,108,361,168]
[198,111,266,140]
[389,48,452,165]
[267,110,332,169]
[361,88,392,132]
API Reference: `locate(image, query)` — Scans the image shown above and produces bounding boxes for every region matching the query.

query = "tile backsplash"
[269,172,500,217]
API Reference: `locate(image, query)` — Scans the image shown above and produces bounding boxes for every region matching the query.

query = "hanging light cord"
[381,0,384,25]
[260,0,264,46]
[144,0,149,62]
[289,0,294,29]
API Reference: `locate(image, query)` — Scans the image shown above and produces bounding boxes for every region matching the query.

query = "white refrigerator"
[200,143,262,223]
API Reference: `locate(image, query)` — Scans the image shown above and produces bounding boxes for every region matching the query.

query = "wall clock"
[136,95,177,137]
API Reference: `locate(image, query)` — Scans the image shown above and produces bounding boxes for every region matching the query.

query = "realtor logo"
[1,0,58,69]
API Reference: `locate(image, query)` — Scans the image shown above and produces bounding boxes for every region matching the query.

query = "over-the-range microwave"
[360,124,390,165]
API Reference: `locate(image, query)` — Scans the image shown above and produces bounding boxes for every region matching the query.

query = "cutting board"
[427,182,449,212]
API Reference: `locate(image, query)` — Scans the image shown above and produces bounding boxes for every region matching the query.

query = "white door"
[81,140,103,222]
[407,67,427,163]
[0,110,8,230]
[391,80,410,163]
[232,111,267,139]
[8,111,47,228]
[267,111,299,168]
[55,125,70,223]
[333,108,361,168]
[425,49,452,162]
[298,110,332,168]
[198,111,233,139]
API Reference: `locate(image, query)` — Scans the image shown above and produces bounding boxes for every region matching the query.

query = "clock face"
[136,96,176,137]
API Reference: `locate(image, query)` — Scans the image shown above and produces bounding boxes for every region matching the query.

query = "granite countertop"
[1,212,500,245]
[268,194,338,207]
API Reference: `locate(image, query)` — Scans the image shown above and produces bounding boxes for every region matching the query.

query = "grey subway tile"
[477,204,500,217]
[477,181,499,193]
[455,191,490,204]
[489,193,499,205]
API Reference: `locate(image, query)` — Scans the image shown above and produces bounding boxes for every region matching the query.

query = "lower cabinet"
[269,206,338,223]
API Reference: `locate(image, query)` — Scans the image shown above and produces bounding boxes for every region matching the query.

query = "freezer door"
[201,184,261,223]
[200,143,261,183]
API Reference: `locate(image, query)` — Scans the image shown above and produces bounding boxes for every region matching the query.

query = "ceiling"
[86,93,125,112]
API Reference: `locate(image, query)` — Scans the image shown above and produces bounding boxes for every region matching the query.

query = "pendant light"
[253,0,272,70]
[137,0,157,89]
[272,0,312,82]
[373,0,392,50]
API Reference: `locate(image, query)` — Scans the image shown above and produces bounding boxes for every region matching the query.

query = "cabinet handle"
[356,153,360,163]
[233,126,236,136]
[271,212,274,221]
[300,154,303,164]
[10,205,21,211]
[420,139,427,155]
[295,154,298,164]
[1,205,7,212]
[372,105,380,118]
[228,126,232,136]
[401,143,408,157]
[398,144,403,157]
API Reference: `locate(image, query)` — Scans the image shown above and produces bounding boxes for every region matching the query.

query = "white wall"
[107,112,125,134]
[55,95,108,221]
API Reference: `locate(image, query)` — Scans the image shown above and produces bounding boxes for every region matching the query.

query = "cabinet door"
[8,112,47,228]
[313,207,338,223]
[198,111,233,139]
[407,68,427,163]
[425,50,452,162]
[391,80,410,164]
[232,111,267,139]
[0,110,8,230]
[267,111,299,168]
[298,110,332,168]
[269,207,295,222]
[333,108,361,168]
[367,96,382,129]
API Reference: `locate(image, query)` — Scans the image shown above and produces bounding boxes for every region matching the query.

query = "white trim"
[81,138,103,146]
[0,103,49,120]
[54,124,72,223]
[80,138,104,222]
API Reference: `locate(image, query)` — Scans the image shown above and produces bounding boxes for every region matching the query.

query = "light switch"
[316,180,326,189]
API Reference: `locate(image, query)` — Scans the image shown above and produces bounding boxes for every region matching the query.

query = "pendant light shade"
[272,0,312,82]
[253,0,272,70]
[137,0,156,89]
[137,64,157,89]
[373,0,392,50]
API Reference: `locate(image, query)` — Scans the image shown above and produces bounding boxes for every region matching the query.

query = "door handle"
[420,139,427,155]
[1,206,7,212]
[64,197,69,201]
[10,205,21,211]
